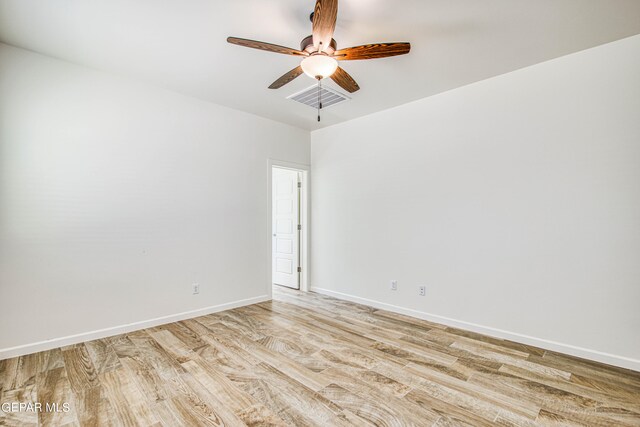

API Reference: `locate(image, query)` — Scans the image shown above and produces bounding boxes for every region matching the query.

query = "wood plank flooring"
[1,286,639,426]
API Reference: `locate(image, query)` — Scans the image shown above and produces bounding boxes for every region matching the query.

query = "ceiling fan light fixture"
[300,54,338,79]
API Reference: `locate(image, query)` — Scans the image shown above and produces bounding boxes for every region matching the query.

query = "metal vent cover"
[287,84,350,110]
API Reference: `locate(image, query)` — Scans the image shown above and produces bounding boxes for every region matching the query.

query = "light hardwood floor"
[1,286,639,426]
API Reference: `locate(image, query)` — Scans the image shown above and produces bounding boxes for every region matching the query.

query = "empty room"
[1,0,639,426]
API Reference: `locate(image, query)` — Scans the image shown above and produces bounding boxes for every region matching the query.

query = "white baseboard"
[310,287,640,372]
[0,295,270,360]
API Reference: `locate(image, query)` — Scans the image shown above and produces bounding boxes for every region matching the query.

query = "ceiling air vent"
[287,85,350,110]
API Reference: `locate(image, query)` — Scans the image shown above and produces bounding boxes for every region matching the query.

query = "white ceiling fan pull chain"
[317,77,322,122]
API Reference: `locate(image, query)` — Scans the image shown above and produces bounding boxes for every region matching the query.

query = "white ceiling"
[1,0,639,130]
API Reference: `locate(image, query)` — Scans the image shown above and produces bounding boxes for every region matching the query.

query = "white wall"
[0,44,310,357]
[311,35,640,370]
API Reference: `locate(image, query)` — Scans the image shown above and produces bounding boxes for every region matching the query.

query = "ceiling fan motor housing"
[300,35,337,54]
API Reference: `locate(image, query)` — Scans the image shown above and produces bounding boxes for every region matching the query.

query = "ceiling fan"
[227,0,410,120]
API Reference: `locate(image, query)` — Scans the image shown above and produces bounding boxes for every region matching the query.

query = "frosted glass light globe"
[300,54,338,79]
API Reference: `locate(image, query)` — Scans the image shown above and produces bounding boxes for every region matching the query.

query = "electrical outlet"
[192,283,200,295]
[390,280,398,291]
[419,286,426,296]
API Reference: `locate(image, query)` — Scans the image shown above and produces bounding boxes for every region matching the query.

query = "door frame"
[267,159,310,298]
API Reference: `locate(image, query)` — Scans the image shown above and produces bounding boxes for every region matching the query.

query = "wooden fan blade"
[269,66,304,89]
[312,0,338,52]
[227,37,307,56]
[330,67,359,93]
[333,42,410,60]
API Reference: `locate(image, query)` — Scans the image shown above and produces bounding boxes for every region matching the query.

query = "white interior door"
[272,168,300,289]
